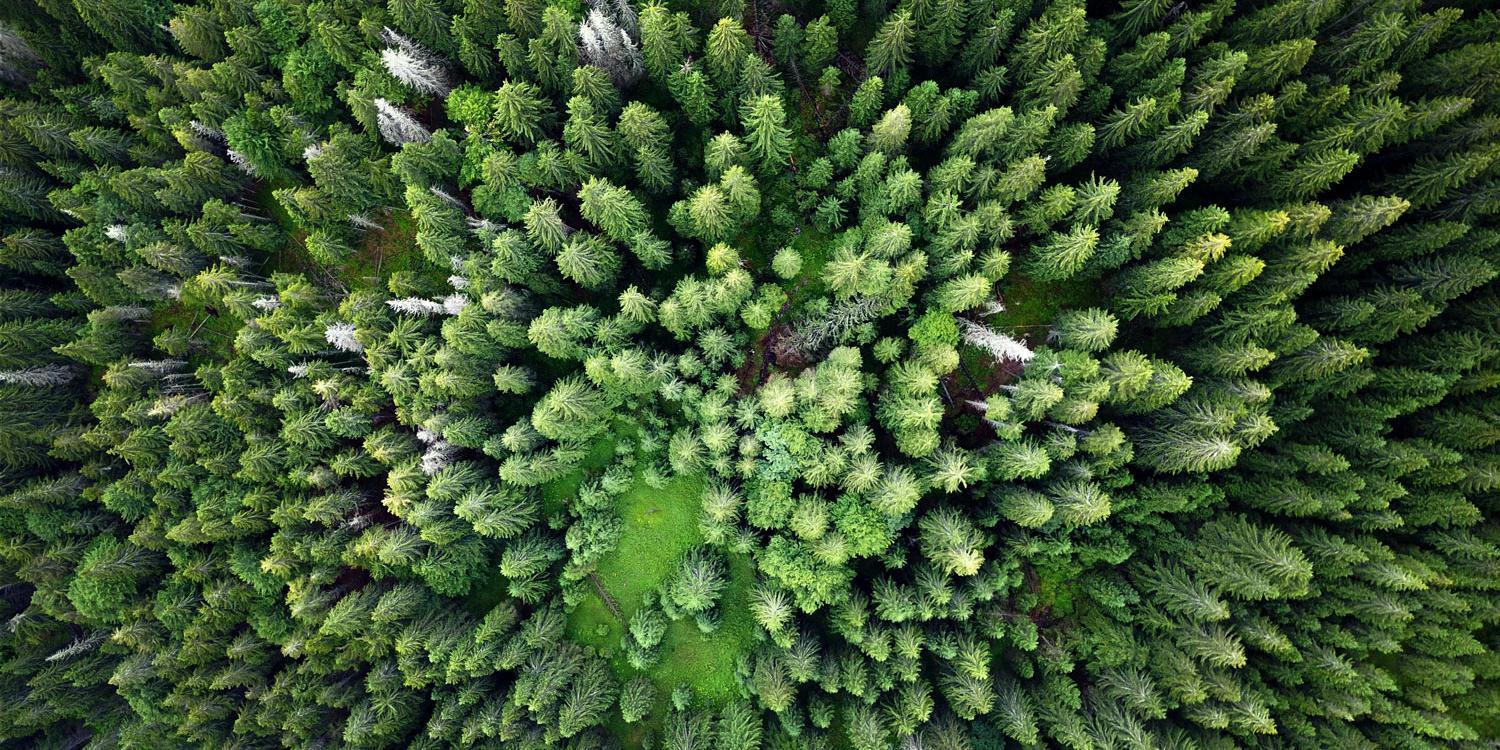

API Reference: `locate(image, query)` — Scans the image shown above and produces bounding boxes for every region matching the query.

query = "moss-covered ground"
[335,210,430,292]
[984,272,1101,331]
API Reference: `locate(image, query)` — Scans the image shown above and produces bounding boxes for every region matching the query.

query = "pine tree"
[865,8,914,77]
[492,80,553,145]
[578,177,647,242]
[706,17,750,86]
[740,95,793,170]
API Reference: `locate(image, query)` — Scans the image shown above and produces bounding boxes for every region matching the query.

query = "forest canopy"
[0,0,1498,748]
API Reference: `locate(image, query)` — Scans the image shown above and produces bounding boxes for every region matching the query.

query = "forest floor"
[151,294,242,365]
[781,229,835,310]
[986,272,1101,333]
[948,272,1100,408]
[337,209,423,292]
[565,471,758,743]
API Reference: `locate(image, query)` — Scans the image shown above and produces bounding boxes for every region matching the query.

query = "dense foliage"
[1,0,1498,747]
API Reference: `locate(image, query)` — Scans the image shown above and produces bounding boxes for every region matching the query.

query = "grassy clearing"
[651,554,757,698]
[950,274,1101,401]
[584,472,707,620]
[565,470,759,739]
[1031,557,1082,619]
[262,207,442,296]
[150,283,244,365]
[253,181,324,281]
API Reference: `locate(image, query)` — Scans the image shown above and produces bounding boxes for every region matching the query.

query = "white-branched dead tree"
[373,99,431,146]
[379,28,451,96]
[348,214,381,231]
[97,305,151,323]
[342,512,373,532]
[468,217,499,236]
[387,297,446,316]
[148,392,206,418]
[579,7,643,86]
[324,322,363,353]
[188,120,224,142]
[0,364,76,387]
[441,294,469,315]
[45,631,108,663]
[118,265,183,301]
[978,299,1006,316]
[185,119,225,152]
[430,186,465,208]
[128,359,187,375]
[226,148,257,175]
[599,0,637,34]
[416,427,457,475]
[216,253,253,269]
[119,359,198,395]
[958,318,1034,363]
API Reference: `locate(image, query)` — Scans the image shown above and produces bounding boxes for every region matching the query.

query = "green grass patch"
[146,182,305,368]
[565,471,759,741]
[950,273,1100,393]
[252,181,322,280]
[251,179,302,237]
[247,184,442,297]
[650,554,757,698]
[585,472,707,616]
